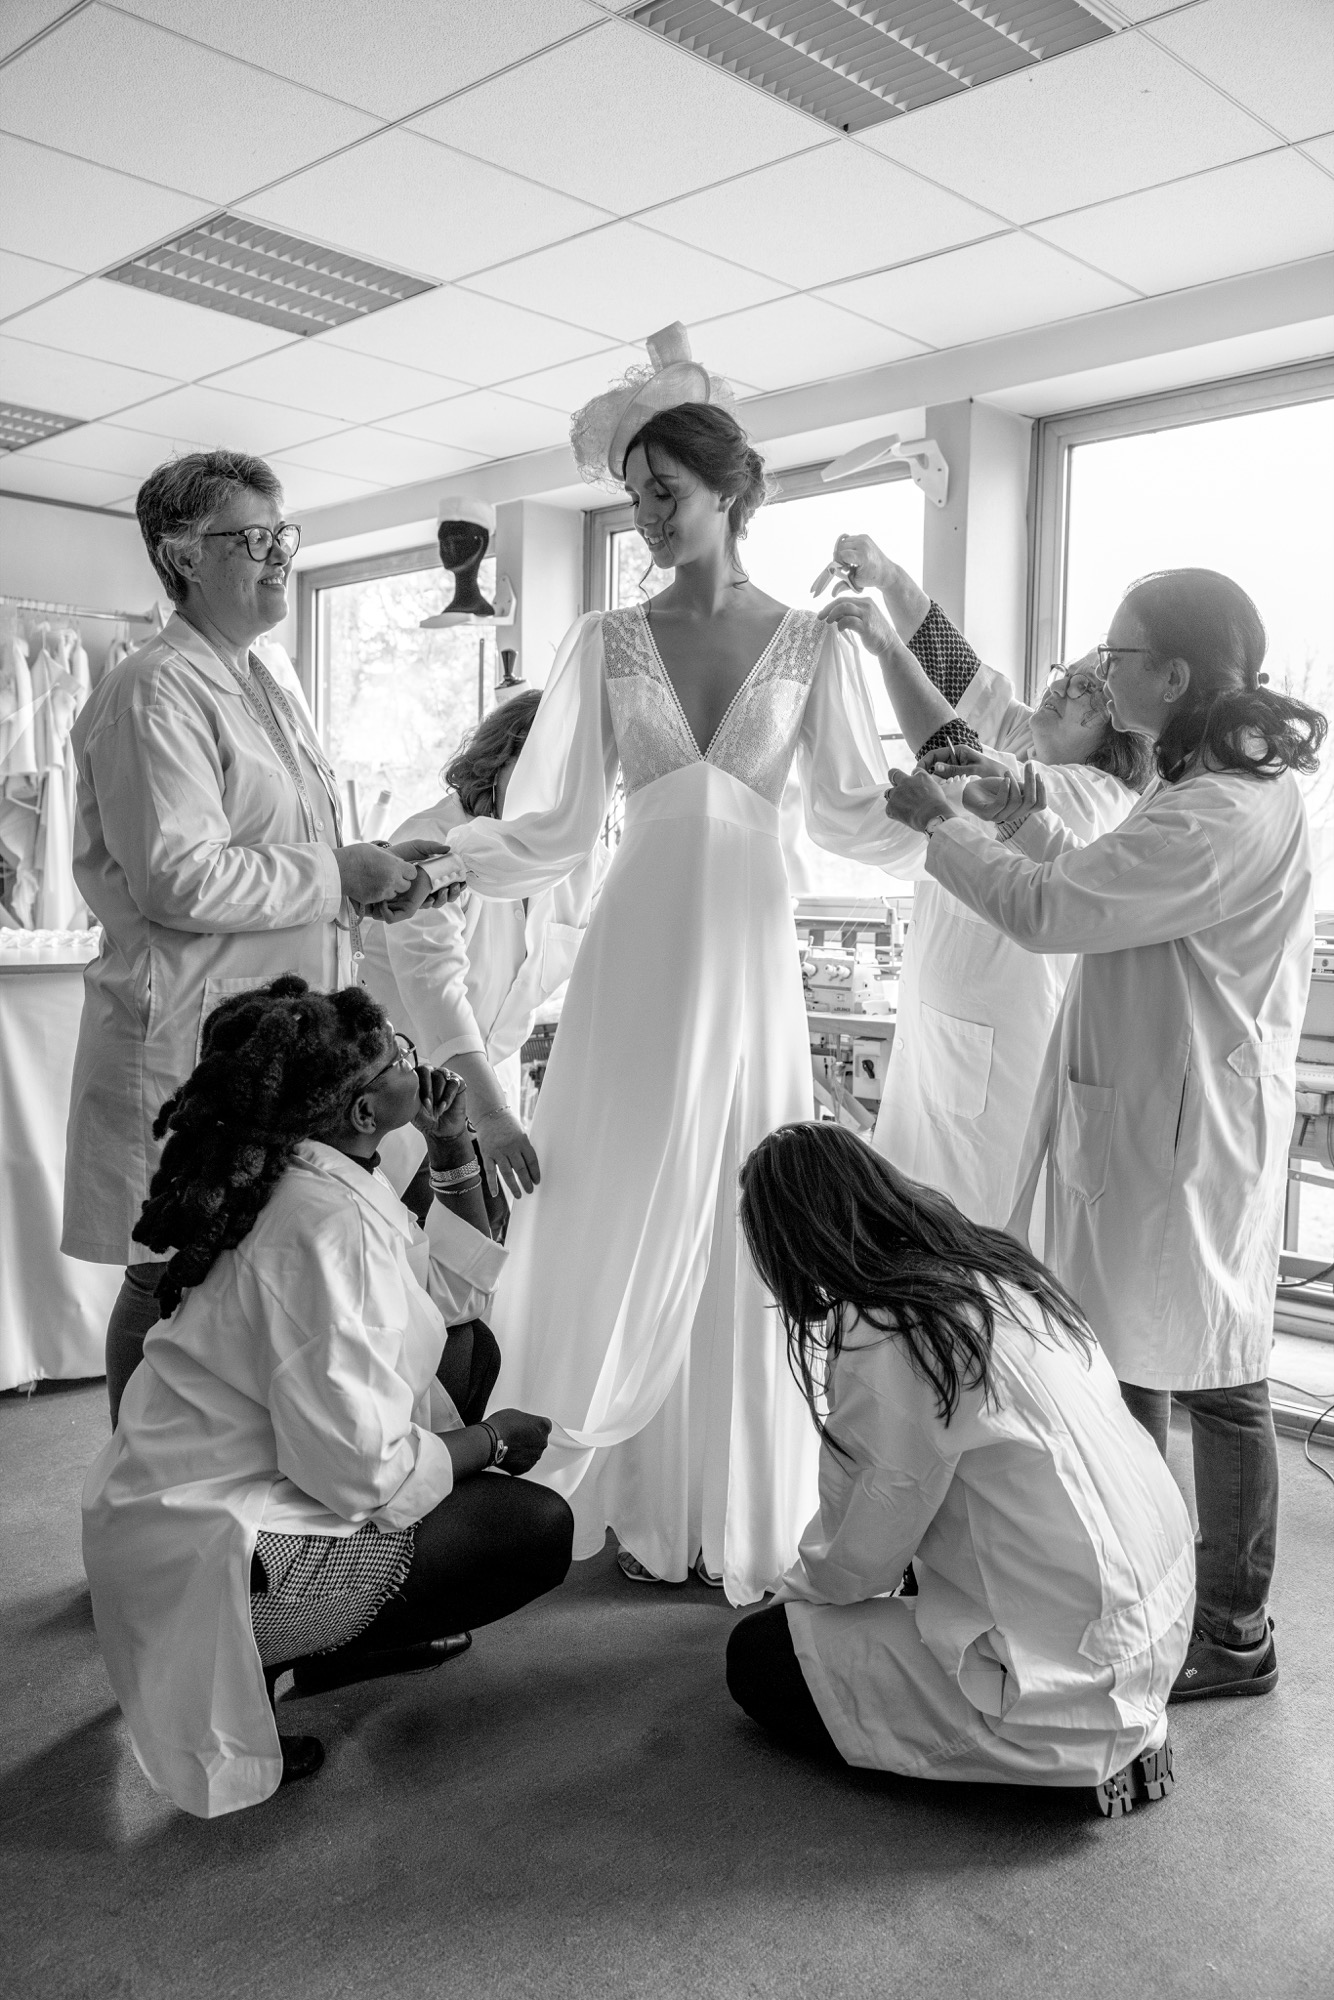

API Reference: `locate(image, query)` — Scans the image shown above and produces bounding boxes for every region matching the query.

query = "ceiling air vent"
[628,0,1114,133]
[0,401,84,453]
[105,213,437,337]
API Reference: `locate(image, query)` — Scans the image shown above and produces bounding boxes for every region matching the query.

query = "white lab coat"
[64,616,348,1264]
[927,761,1314,1388]
[872,662,1137,1227]
[82,1142,506,1818]
[779,1288,1194,1786]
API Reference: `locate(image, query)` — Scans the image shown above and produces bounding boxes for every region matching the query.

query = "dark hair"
[624,403,769,553]
[739,1123,1094,1441]
[133,975,388,1314]
[1087,713,1154,792]
[136,450,284,604]
[443,689,541,816]
[1120,568,1326,786]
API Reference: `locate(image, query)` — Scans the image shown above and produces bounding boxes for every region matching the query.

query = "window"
[298,548,500,828]
[592,461,926,745]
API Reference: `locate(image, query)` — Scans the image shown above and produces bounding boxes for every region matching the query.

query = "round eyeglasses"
[1045,663,1109,707]
[201,523,302,563]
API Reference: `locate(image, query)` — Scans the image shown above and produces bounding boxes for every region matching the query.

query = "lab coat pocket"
[540,922,584,995]
[919,1005,993,1121]
[1055,1074,1116,1204]
[196,975,273,1061]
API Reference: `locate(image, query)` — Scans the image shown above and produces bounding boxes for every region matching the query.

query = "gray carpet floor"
[4,1380,1332,2000]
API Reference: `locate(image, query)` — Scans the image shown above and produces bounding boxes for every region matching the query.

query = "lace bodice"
[601,605,826,807]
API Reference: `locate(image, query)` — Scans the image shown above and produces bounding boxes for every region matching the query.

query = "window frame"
[295,542,441,730]
[1028,355,1334,704]
[584,455,914,611]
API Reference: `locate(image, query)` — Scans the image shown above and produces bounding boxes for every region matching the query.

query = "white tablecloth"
[0,932,119,1389]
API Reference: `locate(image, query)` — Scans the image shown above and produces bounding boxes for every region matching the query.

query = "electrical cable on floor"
[1267,1379,1334,1489]
[1275,1259,1334,1289]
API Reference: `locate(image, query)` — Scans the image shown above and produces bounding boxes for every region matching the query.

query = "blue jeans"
[1119,1378,1278,1650]
[105,1261,168,1427]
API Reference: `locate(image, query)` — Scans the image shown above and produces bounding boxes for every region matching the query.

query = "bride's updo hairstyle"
[1121,568,1326,785]
[624,403,771,553]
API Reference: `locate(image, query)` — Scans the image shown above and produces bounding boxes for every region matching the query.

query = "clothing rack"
[0,594,158,624]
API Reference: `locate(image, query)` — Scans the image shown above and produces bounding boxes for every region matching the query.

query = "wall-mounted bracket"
[822,434,950,508]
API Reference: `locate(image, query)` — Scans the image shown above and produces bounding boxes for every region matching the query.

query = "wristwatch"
[482,1420,508,1468]
[923,811,952,837]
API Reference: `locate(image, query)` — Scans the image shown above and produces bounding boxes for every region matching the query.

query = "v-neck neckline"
[639,604,793,762]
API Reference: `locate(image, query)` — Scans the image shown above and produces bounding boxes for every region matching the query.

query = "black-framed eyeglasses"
[353,1030,417,1103]
[201,523,302,562]
[1095,643,1154,675]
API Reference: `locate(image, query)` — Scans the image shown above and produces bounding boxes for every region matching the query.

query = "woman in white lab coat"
[728,1123,1192,1811]
[885,567,1324,1703]
[65,452,439,1423]
[83,975,572,1819]
[360,690,604,1207]
[818,538,1150,1229]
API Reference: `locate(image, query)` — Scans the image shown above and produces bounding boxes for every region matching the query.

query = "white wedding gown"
[446,604,898,1602]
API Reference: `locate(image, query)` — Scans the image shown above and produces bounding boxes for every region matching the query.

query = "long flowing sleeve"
[447,613,618,900]
[797,626,930,877]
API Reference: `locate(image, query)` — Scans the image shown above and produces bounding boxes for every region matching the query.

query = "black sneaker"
[1094,1736,1175,1818]
[1169,1619,1277,1703]
[279,1733,324,1785]
[287,1631,472,1700]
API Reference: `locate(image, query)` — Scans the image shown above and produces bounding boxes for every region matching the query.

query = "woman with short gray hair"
[65,449,443,1423]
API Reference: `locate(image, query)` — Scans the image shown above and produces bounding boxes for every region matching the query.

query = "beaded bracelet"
[429,1159,482,1189]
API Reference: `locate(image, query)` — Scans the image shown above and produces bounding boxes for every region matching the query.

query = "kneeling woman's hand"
[483,1408,553,1476]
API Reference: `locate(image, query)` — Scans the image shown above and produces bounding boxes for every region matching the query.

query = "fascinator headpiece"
[570,322,735,489]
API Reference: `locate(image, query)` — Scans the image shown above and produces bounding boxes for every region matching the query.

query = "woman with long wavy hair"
[728,1123,1193,1813]
[82,976,570,1818]
[886,567,1324,1704]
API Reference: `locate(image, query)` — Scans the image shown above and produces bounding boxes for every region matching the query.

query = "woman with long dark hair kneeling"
[729,1124,1193,1815]
[82,976,572,1818]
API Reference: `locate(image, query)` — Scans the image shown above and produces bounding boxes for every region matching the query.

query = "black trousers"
[726,1604,840,1759]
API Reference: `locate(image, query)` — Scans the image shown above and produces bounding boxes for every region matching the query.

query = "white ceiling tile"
[111,386,339,456]
[820,235,1137,348]
[0,454,136,508]
[1299,131,1334,172]
[1,278,298,377]
[859,30,1274,223]
[468,222,787,342]
[499,343,654,412]
[244,130,608,287]
[17,421,197,481]
[1147,0,1334,143]
[0,133,207,274]
[690,296,926,392]
[0,248,81,321]
[379,390,573,458]
[117,0,600,119]
[412,18,823,212]
[262,460,381,512]
[644,143,1001,290]
[205,342,470,424]
[324,287,609,387]
[280,427,485,487]
[0,336,180,419]
[1032,150,1334,295]
[0,5,378,206]
[0,0,74,60]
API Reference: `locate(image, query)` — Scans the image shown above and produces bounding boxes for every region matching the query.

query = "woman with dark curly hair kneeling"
[82,975,572,1818]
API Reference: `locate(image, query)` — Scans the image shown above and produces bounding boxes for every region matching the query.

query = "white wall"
[493,499,584,690]
[0,495,163,678]
[923,400,1033,686]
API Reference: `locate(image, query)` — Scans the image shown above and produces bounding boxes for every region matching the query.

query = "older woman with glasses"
[64,451,447,1424]
[82,975,571,1817]
[885,567,1325,1705]
[816,536,1151,1234]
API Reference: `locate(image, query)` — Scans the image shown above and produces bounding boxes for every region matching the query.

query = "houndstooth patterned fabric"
[908,601,982,707]
[249,1523,415,1667]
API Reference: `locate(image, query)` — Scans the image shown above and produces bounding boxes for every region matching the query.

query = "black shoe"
[286,1631,472,1700]
[279,1733,324,1785]
[1169,1619,1277,1703]
[1094,1736,1175,1818]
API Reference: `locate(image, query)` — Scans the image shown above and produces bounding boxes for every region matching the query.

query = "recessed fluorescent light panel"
[0,401,84,453]
[628,0,1114,133]
[105,213,438,337]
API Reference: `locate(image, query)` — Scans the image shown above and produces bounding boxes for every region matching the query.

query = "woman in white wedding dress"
[440,328,900,1604]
